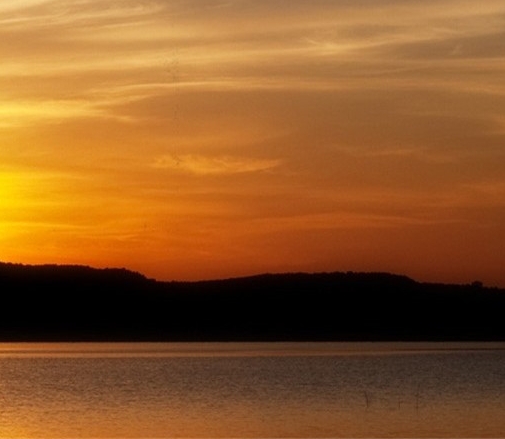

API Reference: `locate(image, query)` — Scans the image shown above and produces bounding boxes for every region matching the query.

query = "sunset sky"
[1,0,505,287]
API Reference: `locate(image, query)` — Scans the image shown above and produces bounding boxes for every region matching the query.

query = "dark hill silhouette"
[0,262,504,341]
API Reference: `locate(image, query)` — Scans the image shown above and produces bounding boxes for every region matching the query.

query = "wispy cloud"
[153,154,281,175]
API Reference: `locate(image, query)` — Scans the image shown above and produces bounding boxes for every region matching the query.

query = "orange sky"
[1,0,505,287]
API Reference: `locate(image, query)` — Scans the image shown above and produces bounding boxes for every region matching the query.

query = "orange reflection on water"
[0,342,503,438]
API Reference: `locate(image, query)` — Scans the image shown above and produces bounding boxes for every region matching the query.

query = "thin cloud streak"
[153,154,282,175]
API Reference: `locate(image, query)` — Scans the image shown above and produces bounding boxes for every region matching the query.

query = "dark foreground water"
[0,342,504,438]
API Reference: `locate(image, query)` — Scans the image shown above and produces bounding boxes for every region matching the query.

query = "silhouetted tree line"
[0,262,504,341]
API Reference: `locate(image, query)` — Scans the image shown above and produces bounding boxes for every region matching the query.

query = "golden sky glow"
[1,0,505,286]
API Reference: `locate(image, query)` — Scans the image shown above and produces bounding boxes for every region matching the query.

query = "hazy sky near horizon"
[1,0,505,286]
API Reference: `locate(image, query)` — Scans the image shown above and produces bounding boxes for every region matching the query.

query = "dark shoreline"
[1,262,504,342]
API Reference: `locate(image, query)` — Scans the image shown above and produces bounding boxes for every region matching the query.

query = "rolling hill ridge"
[1,262,504,341]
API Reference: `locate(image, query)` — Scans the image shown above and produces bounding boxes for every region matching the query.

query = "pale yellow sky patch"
[0,98,108,127]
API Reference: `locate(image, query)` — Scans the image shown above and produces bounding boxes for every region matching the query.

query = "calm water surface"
[0,342,504,438]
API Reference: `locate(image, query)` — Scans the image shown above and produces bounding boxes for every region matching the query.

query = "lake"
[0,341,504,438]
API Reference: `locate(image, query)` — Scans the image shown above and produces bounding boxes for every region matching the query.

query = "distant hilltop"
[0,262,504,342]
